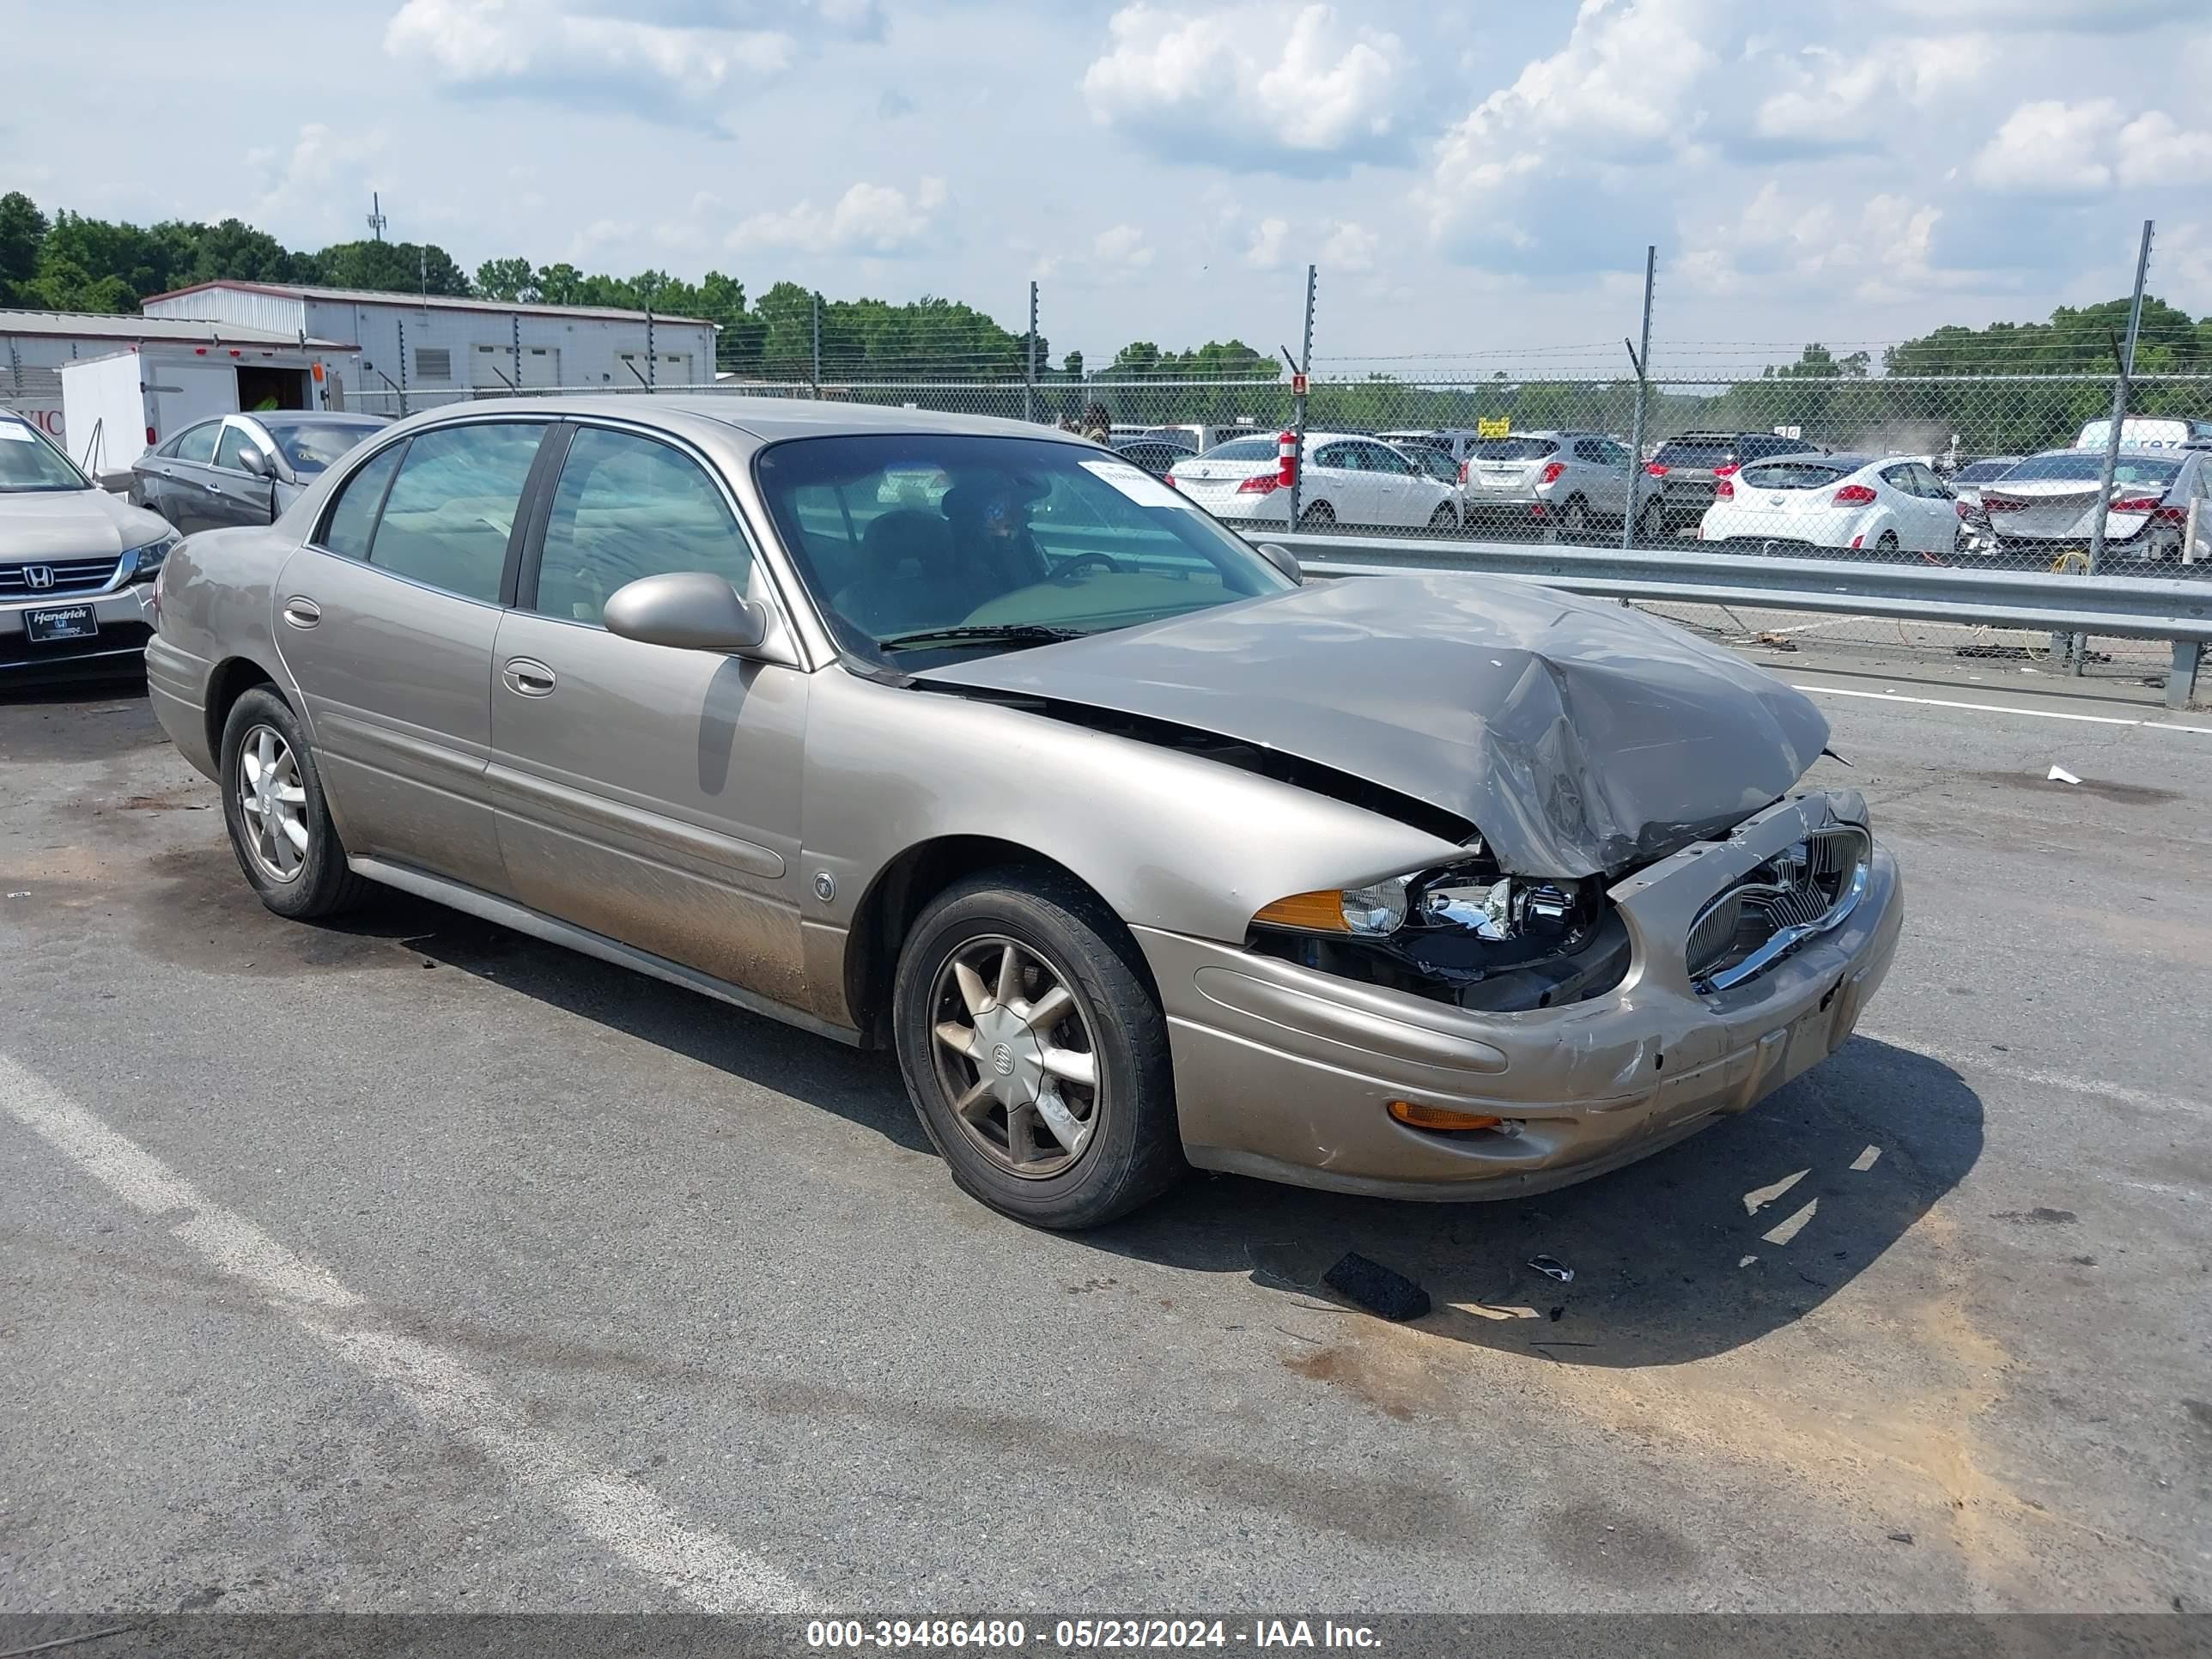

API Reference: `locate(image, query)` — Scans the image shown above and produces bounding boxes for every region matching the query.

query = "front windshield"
[262,418,379,477]
[755,432,1297,667]
[0,419,92,493]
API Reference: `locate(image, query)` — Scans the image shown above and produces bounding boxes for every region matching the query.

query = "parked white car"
[1698,453,1963,558]
[1169,432,1460,531]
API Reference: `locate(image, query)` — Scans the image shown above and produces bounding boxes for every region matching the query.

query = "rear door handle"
[503,658,556,696]
[282,597,320,629]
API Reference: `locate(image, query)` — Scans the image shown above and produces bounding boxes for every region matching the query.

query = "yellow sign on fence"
[1476,416,1511,439]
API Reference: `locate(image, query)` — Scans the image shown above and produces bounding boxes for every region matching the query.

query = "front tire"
[892,870,1183,1229]
[219,687,369,920]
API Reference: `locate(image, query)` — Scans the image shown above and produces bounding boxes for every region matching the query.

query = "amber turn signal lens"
[1251,890,1352,933]
[1387,1100,1505,1133]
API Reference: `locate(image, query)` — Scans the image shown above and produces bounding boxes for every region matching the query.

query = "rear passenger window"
[532,427,752,626]
[173,422,219,465]
[368,422,544,603]
[319,443,404,561]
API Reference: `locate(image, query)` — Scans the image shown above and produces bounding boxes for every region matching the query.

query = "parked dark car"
[131,412,387,535]
[1639,431,1820,541]
[1113,437,1199,477]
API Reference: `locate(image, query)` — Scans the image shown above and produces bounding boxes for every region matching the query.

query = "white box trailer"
[61,337,361,483]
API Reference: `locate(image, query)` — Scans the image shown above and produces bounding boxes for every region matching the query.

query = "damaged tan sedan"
[145,399,1902,1228]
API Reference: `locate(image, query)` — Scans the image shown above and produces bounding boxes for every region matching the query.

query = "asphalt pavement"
[2,641,2209,1618]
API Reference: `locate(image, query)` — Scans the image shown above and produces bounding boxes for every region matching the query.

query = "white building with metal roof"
[142,281,719,414]
[1,310,362,454]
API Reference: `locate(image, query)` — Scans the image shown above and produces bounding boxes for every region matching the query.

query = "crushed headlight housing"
[1249,849,1629,1013]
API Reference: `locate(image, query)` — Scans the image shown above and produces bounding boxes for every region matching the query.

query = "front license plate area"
[26,605,98,643]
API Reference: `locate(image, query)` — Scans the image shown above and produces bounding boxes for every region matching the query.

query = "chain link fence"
[340,364,2210,690]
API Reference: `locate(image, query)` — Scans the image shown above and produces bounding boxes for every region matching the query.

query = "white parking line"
[1856,1032,2211,1120]
[0,1054,818,1614]
[1794,682,2212,736]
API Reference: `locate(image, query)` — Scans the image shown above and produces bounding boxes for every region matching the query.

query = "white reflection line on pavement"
[1854,1034,2211,1120]
[0,1052,819,1614]
[1794,683,2212,736]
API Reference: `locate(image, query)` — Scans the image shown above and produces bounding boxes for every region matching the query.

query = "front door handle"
[503,658,556,696]
[282,597,320,629]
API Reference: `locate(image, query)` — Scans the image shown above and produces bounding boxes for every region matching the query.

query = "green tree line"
[0,191,1262,388]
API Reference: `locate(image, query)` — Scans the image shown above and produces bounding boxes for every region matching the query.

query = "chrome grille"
[1686,825,1869,992]
[0,557,120,597]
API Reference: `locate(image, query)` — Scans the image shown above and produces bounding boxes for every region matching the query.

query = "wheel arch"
[842,835,1154,1047]
[204,655,284,763]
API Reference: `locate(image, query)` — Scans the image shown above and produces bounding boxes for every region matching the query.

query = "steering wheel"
[1048,550,1126,583]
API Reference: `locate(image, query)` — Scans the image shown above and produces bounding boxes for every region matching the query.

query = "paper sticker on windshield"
[0,422,35,441]
[1079,459,1200,510]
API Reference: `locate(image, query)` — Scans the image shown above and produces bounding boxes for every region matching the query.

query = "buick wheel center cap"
[990,1043,1016,1076]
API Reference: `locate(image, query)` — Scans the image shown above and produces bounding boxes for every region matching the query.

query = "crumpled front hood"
[0,487,167,561]
[918,573,1830,878]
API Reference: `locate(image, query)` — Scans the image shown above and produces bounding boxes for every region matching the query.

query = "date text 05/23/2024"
[805,1620,1383,1650]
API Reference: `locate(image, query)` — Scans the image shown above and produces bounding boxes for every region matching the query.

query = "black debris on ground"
[1322,1252,1431,1322]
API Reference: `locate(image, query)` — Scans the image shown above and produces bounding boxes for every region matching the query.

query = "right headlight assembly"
[1249,854,1630,1012]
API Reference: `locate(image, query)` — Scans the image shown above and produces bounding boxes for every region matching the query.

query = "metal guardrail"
[1245,531,2211,708]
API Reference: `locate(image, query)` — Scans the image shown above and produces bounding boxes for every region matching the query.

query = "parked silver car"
[1459,430,1650,538]
[130,411,387,535]
[0,411,177,678]
[1979,446,2211,568]
[146,398,1902,1228]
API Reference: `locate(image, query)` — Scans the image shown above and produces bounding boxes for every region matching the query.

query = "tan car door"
[274,419,552,895]
[486,422,812,1006]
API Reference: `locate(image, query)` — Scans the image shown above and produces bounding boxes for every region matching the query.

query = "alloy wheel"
[927,934,1102,1179]
[236,724,309,883]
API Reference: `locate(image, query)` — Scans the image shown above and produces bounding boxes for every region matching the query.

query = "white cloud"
[1882,0,2196,28]
[1244,217,1290,270]
[726,178,947,255]
[246,123,388,229]
[1420,0,1725,244]
[1750,39,1984,149]
[386,0,794,115]
[1083,3,1405,172]
[1093,223,1156,269]
[1323,221,1377,272]
[1969,100,2120,193]
[1969,99,2212,194]
[2116,110,2212,185]
[1678,179,1979,304]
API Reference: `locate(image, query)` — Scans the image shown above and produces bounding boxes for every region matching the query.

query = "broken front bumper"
[1144,791,1904,1200]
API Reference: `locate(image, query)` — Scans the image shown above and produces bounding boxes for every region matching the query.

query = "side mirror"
[603,571,769,653]
[239,445,273,479]
[1254,542,1304,586]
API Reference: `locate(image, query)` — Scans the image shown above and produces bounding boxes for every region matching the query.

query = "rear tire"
[1559,495,1589,538]
[219,687,370,921]
[1637,498,1666,544]
[1427,503,1458,532]
[892,870,1184,1230]
[1299,500,1335,529]
[1875,531,1899,556]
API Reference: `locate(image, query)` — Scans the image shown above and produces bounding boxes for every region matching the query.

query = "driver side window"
[215,424,256,474]
[531,426,755,627]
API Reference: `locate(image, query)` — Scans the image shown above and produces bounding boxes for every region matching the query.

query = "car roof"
[395,393,1103,449]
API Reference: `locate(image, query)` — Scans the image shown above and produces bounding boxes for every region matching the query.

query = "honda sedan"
[146,398,1902,1228]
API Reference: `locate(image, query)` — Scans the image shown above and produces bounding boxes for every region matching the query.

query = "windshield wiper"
[878,623,1088,653]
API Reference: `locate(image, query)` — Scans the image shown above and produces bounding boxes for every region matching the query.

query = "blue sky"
[5,0,2210,368]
